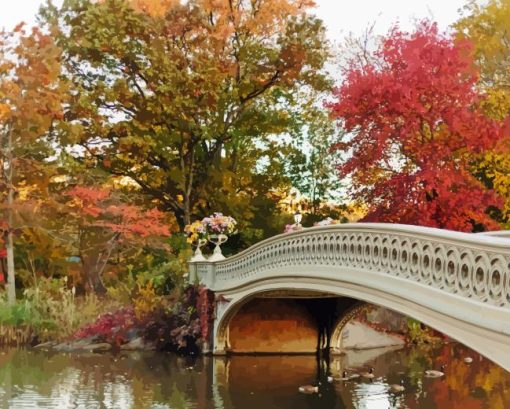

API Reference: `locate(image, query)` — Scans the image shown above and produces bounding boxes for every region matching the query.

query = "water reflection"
[0,344,508,408]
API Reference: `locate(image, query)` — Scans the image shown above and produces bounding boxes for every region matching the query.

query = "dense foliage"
[0,0,344,316]
[41,0,334,238]
[329,22,505,231]
[456,0,510,227]
[74,285,214,354]
[0,0,509,349]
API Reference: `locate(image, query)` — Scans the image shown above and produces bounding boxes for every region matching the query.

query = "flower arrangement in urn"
[185,213,237,262]
[313,217,341,227]
[185,220,209,261]
[202,213,237,236]
[202,213,237,261]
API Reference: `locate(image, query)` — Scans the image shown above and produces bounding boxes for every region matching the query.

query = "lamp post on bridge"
[294,209,303,229]
[283,188,306,232]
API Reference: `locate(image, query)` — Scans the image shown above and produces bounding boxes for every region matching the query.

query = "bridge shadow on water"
[222,343,510,409]
[220,291,510,408]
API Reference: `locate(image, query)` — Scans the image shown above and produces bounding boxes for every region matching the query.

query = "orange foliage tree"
[0,25,65,302]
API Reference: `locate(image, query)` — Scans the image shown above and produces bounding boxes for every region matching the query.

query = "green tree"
[286,105,343,221]
[42,0,331,231]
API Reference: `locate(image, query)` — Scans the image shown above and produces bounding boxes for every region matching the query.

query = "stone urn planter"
[208,233,228,261]
[190,238,208,262]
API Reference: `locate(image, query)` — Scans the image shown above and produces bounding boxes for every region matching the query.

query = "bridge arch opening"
[215,289,410,355]
[226,297,319,353]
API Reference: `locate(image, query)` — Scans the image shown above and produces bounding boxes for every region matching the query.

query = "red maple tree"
[64,186,172,292]
[67,186,171,238]
[328,21,504,232]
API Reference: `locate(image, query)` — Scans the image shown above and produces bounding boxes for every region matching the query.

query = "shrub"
[133,278,163,320]
[73,307,138,345]
[105,235,192,304]
[72,285,214,355]
[23,277,119,340]
[142,285,214,354]
[0,297,50,345]
[0,277,120,345]
[142,305,202,353]
[406,318,442,344]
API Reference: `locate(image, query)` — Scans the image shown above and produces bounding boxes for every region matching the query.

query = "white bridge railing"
[190,223,510,309]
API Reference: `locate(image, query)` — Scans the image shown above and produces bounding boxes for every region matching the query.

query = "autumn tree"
[456,0,510,227]
[0,25,65,303]
[41,0,331,231]
[54,185,172,293]
[456,0,510,112]
[328,22,504,232]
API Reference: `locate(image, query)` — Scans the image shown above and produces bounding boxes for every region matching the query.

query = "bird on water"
[425,364,446,378]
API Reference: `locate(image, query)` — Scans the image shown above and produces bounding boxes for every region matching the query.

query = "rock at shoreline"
[81,343,112,352]
[42,336,155,353]
[120,337,155,351]
[52,338,112,353]
[33,341,57,350]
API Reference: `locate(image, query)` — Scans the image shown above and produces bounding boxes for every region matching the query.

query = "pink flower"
[284,224,295,233]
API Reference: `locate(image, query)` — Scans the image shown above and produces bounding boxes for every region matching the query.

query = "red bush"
[73,307,137,345]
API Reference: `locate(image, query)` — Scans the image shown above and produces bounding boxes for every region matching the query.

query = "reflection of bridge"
[189,224,510,371]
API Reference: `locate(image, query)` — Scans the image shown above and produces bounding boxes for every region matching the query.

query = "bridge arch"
[189,224,510,370]
[330,302,370,352]
[214,288,360,354]
[213,277,509,365]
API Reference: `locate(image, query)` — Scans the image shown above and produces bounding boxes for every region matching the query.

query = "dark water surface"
[0,344,509,408]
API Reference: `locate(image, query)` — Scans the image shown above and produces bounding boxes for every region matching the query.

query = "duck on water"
[360,367,375,379]
[328,371,360,383]
[389,380,405,393]
[425,364,446,378]
[298,385,319,394]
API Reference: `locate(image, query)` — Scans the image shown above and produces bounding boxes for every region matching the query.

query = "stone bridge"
[188,223,510,371]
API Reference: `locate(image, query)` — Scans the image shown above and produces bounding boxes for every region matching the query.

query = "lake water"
[0,343,508,408]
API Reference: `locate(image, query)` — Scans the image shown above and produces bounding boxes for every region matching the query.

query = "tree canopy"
[456,0,510,227]
[328,22,505,231]
[1,1,510,301]
[42,0,332,234]
[0,25,67,302]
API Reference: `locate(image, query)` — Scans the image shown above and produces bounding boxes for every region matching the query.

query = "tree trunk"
[80,257,107,294]
[88,269,107,294]
[183,194,191,228]
[173,207,187,232]
[5,128,15,304]
[5,229,15,304]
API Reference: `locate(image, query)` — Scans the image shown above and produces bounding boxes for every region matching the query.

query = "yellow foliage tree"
[456,0,510,227]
